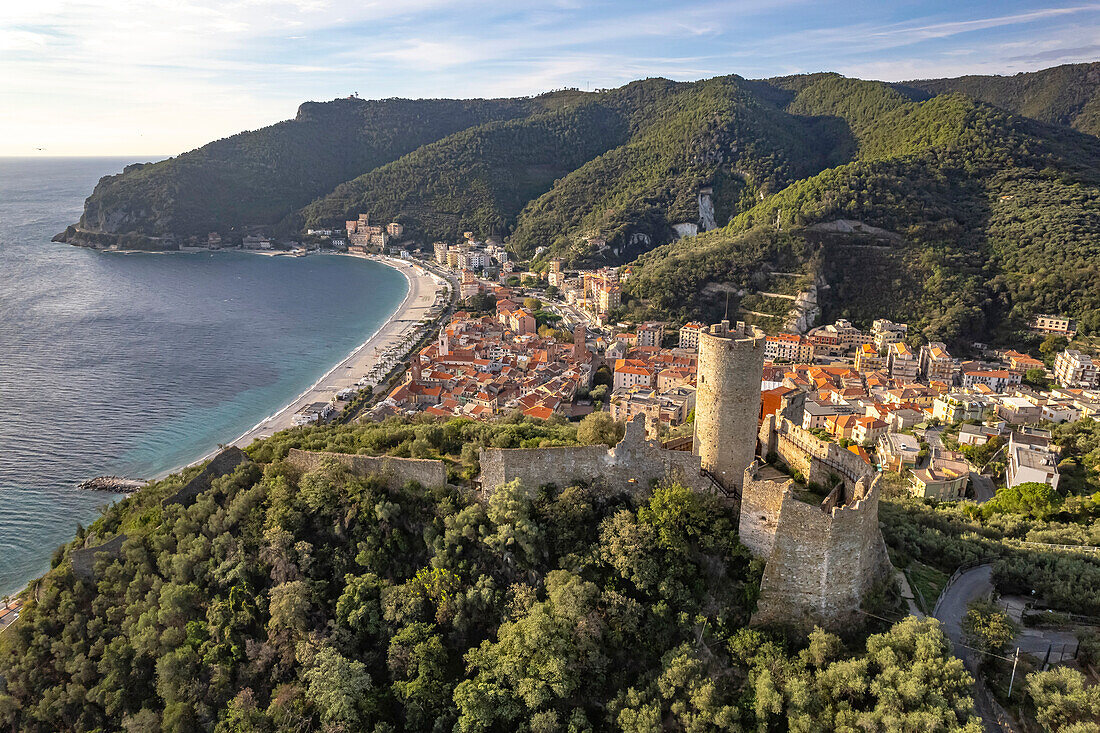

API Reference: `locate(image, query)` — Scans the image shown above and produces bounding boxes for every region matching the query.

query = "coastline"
[157,254,447,478]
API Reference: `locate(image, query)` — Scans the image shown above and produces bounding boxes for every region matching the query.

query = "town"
[274,215,1100,512]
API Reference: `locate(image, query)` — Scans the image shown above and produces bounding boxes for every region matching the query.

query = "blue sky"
[1,0,1098,156]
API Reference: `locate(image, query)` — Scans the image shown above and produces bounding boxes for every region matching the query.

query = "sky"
[1,0,1098,156]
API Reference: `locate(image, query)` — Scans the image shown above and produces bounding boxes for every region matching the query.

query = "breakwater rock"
[78,476,146,493]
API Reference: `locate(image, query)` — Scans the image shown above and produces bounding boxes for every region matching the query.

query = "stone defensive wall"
[743,463,893,630]
[758,414,873,489]
[479,417,712,495]
[285,449,446,490]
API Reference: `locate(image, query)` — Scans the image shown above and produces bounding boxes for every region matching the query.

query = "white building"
[678,322,704,350]
[1054,349,1100,389]
[1006,430,1060,491]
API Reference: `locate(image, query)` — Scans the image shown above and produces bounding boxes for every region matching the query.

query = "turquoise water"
[0,157,407,596]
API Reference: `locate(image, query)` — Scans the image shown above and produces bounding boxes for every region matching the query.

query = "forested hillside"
[0,417,979,731]
[904,62,1100,137]
[59,96,538,243]
[625,74,1100,343]
[58,64,1100,341]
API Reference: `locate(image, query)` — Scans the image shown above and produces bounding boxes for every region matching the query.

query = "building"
[996,396,1042,425]
[386,222,404,238]
[613,361,656,390]
[679,321,705,350]
[692,320,766,494]
[598,285,621,313]
[887,342,919,382]
[242,235,272,250]
[637,322,664,348]
[854,344,886,374]
[1054,350,1100,389]
[293,401,334,426]
[548,258,565,288]
[765,333,814,363]
[609,385,696,429]
[852,416,888,446]
[933,393,990,423]
[1006,430,1060,491]
[958,424,1001,447]
[878,433,920,472]
[434,241,448,264]
[872,319,908,350]
[1031,314,1077,337]
[459,270,480,300]
[910,455,970,500]
[962,370,1022,392]
[920,342,957,383]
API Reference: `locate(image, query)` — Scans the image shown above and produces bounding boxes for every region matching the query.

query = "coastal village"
[257,214,1100,512]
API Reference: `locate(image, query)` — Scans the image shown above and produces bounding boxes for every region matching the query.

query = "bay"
[0,157,407,596]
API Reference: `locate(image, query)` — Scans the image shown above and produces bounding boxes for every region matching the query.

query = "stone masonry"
[285,449,446,490]
[742,462,893,630]
[692,320,766,494]
[758,414,874,490]
[479,416,713,495]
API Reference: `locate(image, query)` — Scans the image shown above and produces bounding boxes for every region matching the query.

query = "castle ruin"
[692,320,766,494]
[741,462,893,630]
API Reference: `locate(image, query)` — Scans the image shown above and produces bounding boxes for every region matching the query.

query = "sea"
[0,157,408,597]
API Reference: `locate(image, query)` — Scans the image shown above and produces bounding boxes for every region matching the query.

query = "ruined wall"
[163,446,250,507]
[285,449,446,490]
[761,416,872,490]
[749,474,893,631]
[693,322,766,493]
[479,417,712,495]
[71,534,127,582]
[739,463,791,559]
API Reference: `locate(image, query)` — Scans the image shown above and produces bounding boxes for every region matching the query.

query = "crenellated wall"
[479,417,712,495]
[285,449,446,489]
[758,414,873,490]
[741,462,893,630]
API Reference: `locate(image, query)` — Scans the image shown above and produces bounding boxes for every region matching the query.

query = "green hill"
[903,62,1100,137]
[625,75,1100,343]
[0,417,976,731]
[58,65,1100,340]
[58,96,537,244]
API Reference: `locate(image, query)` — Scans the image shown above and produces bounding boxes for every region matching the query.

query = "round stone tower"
[692,320,766,493]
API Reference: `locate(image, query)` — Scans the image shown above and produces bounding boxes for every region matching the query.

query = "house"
[933,393,990,423]
[293,401,334,426]
[1054,350,1100,389]
[920,342,958,383]
[613,361,655,390]
[910,456,970,500]
[958,424,1001,447]
[872,319,908,350]
[826,414,860,440]
[852,416,888,446]
[766,333,814,363]
[637,322,664,348]
[1031,314,1077,338]
[887,342,919,382]
[679,321,705,350]
[855,343,886,374]
[996,395,1042,425]
[1006,430,1060,491]
[242,234,272,250]
[802,400,859,430]
[962,370,1021,392]
[878,433,920,472]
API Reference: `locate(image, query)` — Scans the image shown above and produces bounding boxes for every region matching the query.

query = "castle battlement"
[741,461,892,630]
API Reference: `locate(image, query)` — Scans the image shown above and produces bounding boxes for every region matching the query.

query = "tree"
[1024,368,1050,389]
[961,598,1017,660]
[1040,335,1069,357]
[576,412,624,447]
[303,646,374,730]
[982,481,1062,520]
[1026,667,1100,733]
[523,297,542,312]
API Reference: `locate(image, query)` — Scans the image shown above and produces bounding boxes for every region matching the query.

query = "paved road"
[971,472,997,503]
[933,565,1010,732]
[935,565,994,661]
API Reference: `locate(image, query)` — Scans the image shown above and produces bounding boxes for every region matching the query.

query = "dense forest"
[61,65,1100,341]
[903,62,1100,138]
[0,416,984,732]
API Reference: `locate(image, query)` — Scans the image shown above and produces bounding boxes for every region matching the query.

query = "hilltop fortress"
[231,320,894,630]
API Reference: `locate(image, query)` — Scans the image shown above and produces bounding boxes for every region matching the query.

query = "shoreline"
[155,254,447,478]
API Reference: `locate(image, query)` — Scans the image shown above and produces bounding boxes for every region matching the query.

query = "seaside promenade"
[226,256,446,450]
